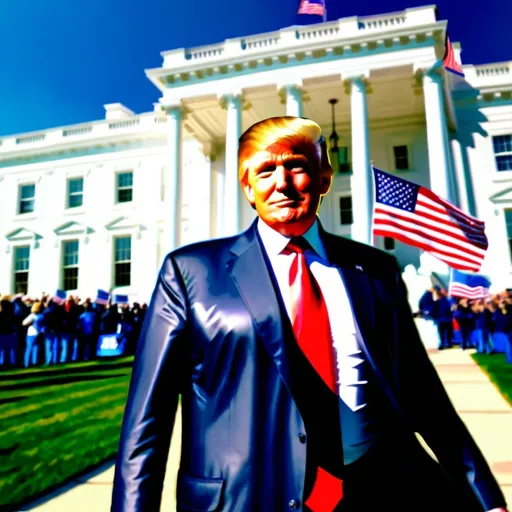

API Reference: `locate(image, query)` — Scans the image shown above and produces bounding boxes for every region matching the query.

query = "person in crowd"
[21,301,45,367]
[452,297,473,350]
[432,287,453,349]
[491,295,512,364]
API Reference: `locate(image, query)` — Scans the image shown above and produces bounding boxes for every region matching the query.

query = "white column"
[450,137,471,214]
[165,104,183,251]
[220,93,243,236]
[345,74,373,246]
[279,84,304,117]
[199,142,215,240]
[421,69,453,202]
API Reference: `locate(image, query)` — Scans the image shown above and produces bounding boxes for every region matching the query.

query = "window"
[116,172,133,203]
[493,135,512,172]
[13,246,30,294]
[114,236,131,286]
[67,177,84,208]
[384,237,395,251]
[505,209,512,262]
[18,184,35,214]
[393,145,409,170]
[339,196,353,225]
[62,240,79,291]
[338,146,351,173]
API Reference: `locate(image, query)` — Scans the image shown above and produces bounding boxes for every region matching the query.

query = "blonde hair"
[31,301,42,314]
[238,116,332,184]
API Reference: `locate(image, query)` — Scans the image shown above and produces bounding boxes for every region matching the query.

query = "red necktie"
[284,237,344,512]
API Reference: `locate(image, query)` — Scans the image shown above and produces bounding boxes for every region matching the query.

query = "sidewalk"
[22,348,512,511]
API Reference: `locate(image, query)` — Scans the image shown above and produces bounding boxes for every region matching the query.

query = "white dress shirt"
[257,217,367,413]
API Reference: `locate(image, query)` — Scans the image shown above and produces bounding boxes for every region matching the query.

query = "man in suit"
[111,116,507,512]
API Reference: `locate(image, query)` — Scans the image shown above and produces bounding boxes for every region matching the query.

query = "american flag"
[372,167,488,272]
[297,0,326,17]
[448,269,491,299]
[95,289,110,306]
[443,35,465,77]
[52,289,67,305]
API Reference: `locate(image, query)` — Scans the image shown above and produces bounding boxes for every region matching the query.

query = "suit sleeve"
[392,261,507,511]
[111,255,188,512]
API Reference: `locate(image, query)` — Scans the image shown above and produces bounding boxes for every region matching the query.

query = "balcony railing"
[0,113,168,154]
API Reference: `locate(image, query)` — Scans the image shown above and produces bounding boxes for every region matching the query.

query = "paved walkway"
[22,348,511,511]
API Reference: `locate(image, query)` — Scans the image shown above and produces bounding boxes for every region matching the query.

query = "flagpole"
[323,1,327,22]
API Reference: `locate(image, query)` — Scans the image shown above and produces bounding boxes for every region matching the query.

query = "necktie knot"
[286,236,312,255]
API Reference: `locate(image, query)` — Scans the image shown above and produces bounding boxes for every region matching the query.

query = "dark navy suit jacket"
[111,219,505,512]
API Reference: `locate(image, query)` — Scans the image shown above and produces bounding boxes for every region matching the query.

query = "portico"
[146,5,459,253]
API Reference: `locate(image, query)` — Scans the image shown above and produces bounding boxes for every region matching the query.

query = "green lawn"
[471,352,512,406]
[0,357,134,510]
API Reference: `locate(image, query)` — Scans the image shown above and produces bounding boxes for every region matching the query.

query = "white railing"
[160,6,438,69]
[0,113,168,154]
[463,62,512,88]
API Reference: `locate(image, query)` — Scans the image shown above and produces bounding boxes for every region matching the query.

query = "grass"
[0,357,134,510]
[471,352,512,406]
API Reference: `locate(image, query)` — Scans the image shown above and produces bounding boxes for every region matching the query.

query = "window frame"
[13,245,30,294]
[113,235,132,287]
[18,183,36,215]
[61,239,80,291]
[116,171,134,204]
[66,176,84,209]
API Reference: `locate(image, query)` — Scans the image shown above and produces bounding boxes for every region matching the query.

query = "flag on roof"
[443,35,464,77]
[95,289,110,306]
[448,269,491,299]
[52,289,67,305]
[372,167,488,272]
[297,0,325,17]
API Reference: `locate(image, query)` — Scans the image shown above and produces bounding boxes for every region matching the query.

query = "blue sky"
[0,0,510,136]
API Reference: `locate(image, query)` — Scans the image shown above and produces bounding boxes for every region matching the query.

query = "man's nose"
[274,165,290,191]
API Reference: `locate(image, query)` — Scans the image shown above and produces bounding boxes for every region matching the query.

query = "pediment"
[54,221,93,236]
[489,187,512,203]
[5,227,41,242]
[105,216,143,231]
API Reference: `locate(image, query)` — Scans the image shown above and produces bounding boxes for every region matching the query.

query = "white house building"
[1,5,511,304]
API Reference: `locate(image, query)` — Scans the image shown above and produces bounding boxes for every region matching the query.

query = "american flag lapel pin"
[355,264,363,272]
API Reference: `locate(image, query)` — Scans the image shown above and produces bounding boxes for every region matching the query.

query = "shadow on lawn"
[0,373,129,392]
[0,360,134,382]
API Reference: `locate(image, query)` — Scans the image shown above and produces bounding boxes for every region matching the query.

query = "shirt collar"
[257,216,328,261]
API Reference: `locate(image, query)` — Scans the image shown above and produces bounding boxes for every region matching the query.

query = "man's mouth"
[272,198,302,206]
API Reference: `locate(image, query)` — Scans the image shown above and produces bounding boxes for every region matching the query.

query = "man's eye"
[285,161,308,172]
[257,166,275,175]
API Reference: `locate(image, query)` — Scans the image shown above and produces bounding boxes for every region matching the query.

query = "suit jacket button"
[289,499,300,509]
[298,433,306,443]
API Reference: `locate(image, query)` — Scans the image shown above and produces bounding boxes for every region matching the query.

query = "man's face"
[242,138,332,236]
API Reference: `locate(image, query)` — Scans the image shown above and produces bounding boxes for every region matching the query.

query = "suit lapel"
[227,221,295,395]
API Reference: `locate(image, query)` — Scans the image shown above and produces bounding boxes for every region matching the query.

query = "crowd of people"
[415,286,512,363]
[0,292,147,369]
[1,285,511,370]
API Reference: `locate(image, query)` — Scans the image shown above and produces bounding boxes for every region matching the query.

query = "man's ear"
[241,180,256,208]
[319,172,333,195]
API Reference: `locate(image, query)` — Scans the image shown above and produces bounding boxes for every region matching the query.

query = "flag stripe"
[374,207,487,257]
[418,190,487,235]
[373,227,482,272]
[421,187,484,225]
[297,0,325,15]
[372,167,487,271]
[448,284,489,299]
[443,36,465,77]
[373,223,483,269]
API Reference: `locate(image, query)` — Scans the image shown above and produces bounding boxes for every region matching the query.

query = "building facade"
[1,5,512,303]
